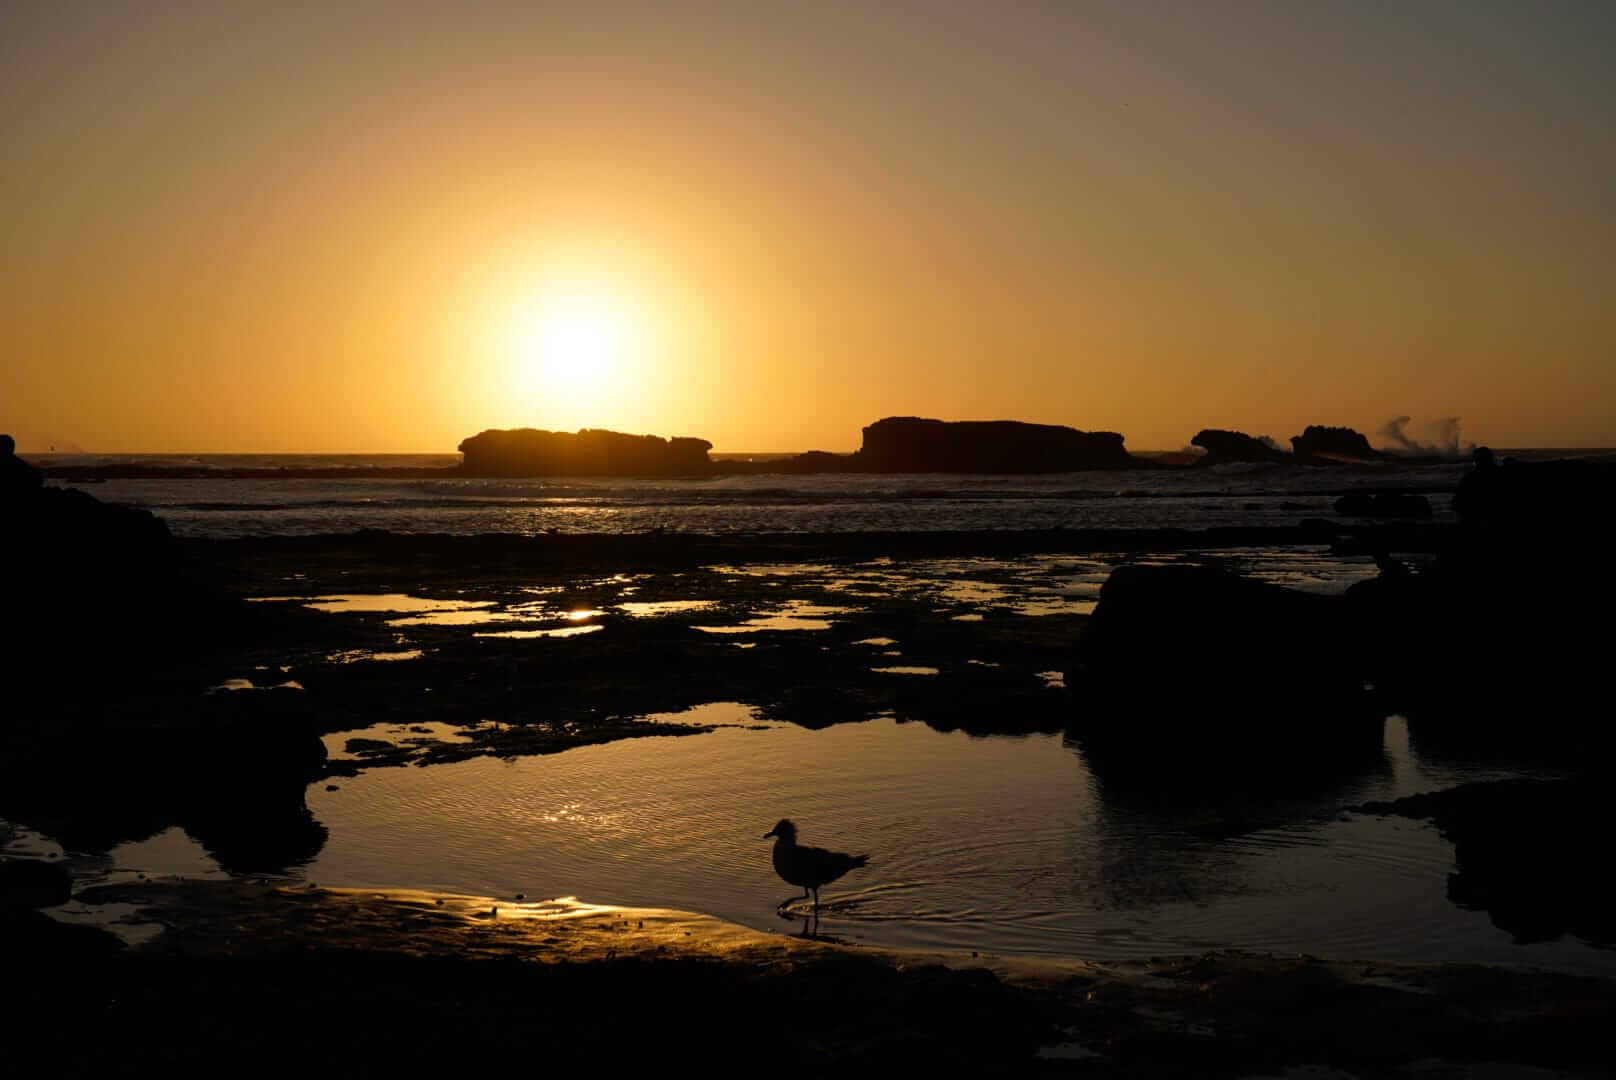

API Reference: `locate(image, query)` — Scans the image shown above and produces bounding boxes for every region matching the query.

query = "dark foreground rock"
[1349,449,1616,758]
[1066,564,1380,788]
[1357,776,1616,948]
[0,856,72,908]
[7,880,1612,1077]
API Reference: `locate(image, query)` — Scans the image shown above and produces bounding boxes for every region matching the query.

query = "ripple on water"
[84,711,1613,976]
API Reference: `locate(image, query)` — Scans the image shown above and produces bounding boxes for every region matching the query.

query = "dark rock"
[1290,425,1381,464]
[1350,449,1616,757]
[854,417,1135,473]
[0,857,72,908]
[457,428,713,476]
[1066,564,1379,784]
[1190,429,1289,465]
[1333,492,1431,518]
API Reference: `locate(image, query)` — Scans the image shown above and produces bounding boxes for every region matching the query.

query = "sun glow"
[498,280,649,412]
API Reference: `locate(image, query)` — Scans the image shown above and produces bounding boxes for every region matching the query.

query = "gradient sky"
[4,2,1613,453]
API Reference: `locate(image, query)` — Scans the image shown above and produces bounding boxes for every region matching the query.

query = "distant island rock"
[458,428,714,476]
[1190,429,1289,466]
[850,417,1135,473]
[459,418,1138,476]
[1185,425,1389,467]
[1290,425,1381,464]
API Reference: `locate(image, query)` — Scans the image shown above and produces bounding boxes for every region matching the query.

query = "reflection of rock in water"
[1359,776,1614,948]
[1066,563,1384,798]
[1,435,328,872]
[1,682,329,873]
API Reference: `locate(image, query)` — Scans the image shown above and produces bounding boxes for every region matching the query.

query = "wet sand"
[12,878,1611,1076]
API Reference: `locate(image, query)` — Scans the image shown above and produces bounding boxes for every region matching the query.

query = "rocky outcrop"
[854,417,1135,473]
[1190,429,1289,465]
[1347,448,1616,759]
[1290,425,1380,464]
[458,428,714,476]
[1066,564,1379,784]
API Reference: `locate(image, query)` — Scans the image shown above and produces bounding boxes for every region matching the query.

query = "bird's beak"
[762,829,777,839]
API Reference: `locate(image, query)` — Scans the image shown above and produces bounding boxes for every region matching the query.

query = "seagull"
[763,818,869,911]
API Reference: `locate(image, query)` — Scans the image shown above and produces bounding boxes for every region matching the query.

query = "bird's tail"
[853,854,871,867]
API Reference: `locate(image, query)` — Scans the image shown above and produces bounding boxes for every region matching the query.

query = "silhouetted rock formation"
[3,432,192,684]
[854,417,1134,473]
[1066,564,1379,784]
[1332,492,1432,518]
[2,433,326,874]
[1190,429,1288,466]
[1290,425,1381,464]
[458,428,713,476]
[1347,448,1616,759]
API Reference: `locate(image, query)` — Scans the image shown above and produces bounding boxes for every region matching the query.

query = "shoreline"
[17,876,1613,1075]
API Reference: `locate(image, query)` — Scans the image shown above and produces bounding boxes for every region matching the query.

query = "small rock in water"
[325,785,339,792]
[515,893,525,901]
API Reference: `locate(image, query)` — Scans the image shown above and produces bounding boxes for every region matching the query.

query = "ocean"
[31,452,1502,538]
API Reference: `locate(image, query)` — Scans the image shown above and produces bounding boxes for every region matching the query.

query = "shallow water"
[90,708,1610,976]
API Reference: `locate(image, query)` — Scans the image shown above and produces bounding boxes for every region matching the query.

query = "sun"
[501,281,645,401]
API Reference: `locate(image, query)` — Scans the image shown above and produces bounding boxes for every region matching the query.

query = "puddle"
[871,666,940,676]
[694,600,853,634]
[474,625,604,640]
[302,594,497,615]
[617,601,716,617]
[326,649,425,663]
[208,678,304,693]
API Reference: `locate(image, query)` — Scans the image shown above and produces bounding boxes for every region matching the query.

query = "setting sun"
[501,282,646,404]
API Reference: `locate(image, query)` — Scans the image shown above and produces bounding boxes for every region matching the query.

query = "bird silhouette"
[763,818,869,911]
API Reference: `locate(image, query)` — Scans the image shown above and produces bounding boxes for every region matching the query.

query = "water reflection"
[80,710,1608,974]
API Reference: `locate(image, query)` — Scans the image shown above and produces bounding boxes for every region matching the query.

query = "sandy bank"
[10,879,1611,1076]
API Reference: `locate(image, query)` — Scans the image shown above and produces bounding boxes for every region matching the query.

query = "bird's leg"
[811,886,820,910]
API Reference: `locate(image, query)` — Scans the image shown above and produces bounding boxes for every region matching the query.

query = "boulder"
[1066,564,1380,783]
[0,857,72,908]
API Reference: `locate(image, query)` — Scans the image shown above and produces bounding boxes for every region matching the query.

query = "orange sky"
[4,4,1614,453]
